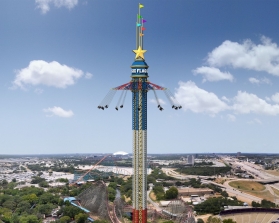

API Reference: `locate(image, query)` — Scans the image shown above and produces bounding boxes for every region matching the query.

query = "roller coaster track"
[71,155,111,185]
[76,180,121,223]
[100,180,121,223]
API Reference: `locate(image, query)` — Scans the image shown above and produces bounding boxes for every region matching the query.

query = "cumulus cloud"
[174,81,229,115]
[232,91,279,115]
[85,72,93,79]
[43,106,74,118]
[271,93,279,103]
[249,77,260,84]
[172,81,279,117]
[249,77,271,85]
[13,60,83,89]
[35,0,78,14]
[221,96,230,102]
[193,66,233,82]
[227,114,236,122]
[206,36,279,76]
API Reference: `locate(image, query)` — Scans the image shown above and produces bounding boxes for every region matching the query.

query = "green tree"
[197,219,205,223]
[2,200,16,210]
[252,201,261,207]
[108,187,116,202]
[221,191,229,198]
[261,199,276,208]
[38,181,49,188]
[222,219,237,223]
[1,179,8,186]
[75,213,89,223]
[15,201,31,215]
[59,216,71,223]
[175,181,182,186]
[22,193,38,205]
[206,216,222,223]
[61,205,83,218]
[36,203,55,215]
[165,186,178,200]
[19,215,39,223]
[38,192,58,205]
[108,182,117,190]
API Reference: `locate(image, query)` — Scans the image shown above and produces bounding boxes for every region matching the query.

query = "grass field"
[229,180,277,202]
[245,190,276,202]
[265,170,279,176]
[229,180,265,191]
[149,191,157,201]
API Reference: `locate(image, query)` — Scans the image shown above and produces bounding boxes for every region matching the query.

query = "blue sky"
[1,0,279,154]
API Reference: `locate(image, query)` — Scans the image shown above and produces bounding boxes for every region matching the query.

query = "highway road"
[162,167,263,204]
[234,161,275,179]
[202,179,262,203]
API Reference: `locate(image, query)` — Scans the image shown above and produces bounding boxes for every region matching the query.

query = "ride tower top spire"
[133,3,147,61]
[131,3,148,80]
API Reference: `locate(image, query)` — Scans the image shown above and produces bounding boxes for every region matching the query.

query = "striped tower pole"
[132,3,148,223]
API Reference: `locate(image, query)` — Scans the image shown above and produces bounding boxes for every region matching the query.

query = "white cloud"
[43,106,74,118]
[249,77,260,84]
[233,91,279,115]
[206,36,279,76]
[193,66,233,82]
[34,88,44,94]
[248,118,262,125]
[150,98,166,105]
[13,60,83,89]
[221,96,230,102]
[227,114,236,122]
[249,77,271,85]
[85,72,93,79]
[174,81,229,115]
[262,77,272,84]
[271,93,279,103]
[265,97,271,101]
[35,0,78,14]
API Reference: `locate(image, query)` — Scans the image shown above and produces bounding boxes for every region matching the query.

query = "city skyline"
[1,1,279,154]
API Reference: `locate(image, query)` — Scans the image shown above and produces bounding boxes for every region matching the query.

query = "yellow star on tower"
[133,46,147,59]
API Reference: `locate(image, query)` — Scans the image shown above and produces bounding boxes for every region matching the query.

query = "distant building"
[178,188,213,196]
[187,155,195,166]
[237,152,241,157]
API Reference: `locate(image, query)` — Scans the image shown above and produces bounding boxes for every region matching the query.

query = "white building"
[187,155,195,166]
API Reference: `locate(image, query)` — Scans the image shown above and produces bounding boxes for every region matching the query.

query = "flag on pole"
[138,15,142,19]
[142,19,147,23]
[137,23,142,27]
[140,33,144,36]
[139,4,144,8]
[142,27,146,31]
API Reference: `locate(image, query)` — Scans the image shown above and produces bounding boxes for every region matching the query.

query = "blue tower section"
[131,59,148,223]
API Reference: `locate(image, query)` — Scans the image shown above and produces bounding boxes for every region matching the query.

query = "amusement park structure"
[98,4,181,223]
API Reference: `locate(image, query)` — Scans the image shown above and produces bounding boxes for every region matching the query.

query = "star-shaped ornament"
[133,46,147,59]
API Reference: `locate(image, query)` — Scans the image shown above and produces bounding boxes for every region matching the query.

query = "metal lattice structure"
[74,167,132,182]
[76,181,110,220]
[161,199,195,223]
[98,4,181,223]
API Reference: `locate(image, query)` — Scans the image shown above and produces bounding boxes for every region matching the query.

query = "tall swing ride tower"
[98,4,181,223]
